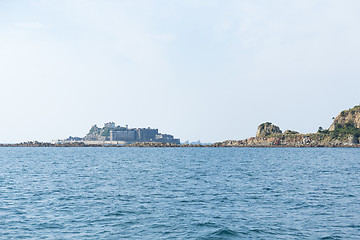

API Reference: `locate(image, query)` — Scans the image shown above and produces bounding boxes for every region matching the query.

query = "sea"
[0,147,359,239]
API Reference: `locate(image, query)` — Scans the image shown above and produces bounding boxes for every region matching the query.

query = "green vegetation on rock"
[100,128,111,137]
[284,130,299,135]
[331,123,360,139]
[88,125,100,135]
[329,105,360,131]
[252,105,360,146]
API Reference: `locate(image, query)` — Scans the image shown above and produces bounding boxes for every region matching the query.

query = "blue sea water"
[0,147,359,239]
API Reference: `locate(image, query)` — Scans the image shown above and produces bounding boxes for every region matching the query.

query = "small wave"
[36,222,64,229]
[195,222,218,228]
[212,229,239,236]
[320,235,341,240]
[199,228,241,239]
[150,223,170,229]
[104,210,136,216]
[347,224,360,228]
[13,209,26,215]
[179,199,206,203]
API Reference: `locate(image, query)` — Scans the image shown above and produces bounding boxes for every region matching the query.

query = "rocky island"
[213,105,360,147]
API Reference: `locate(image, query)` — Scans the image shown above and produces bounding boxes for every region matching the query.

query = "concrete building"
[109,126,179,144]
[76,122,181,145]
[110,130,136,141]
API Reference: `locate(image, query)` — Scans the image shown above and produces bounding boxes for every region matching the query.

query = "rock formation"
[256,122,282,138]
[329,105,360,131]
[284,130,299,135]
[85,125,104,141]
[214,105,360,147]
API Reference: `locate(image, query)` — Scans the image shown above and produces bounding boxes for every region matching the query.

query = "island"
[52,122,181,145]
[213,105,360,147]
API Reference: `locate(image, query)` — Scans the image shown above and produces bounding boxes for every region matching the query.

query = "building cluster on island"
[53,122,180,145]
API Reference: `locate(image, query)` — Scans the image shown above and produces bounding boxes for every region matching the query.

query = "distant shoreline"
[0,142,359,148]
[2,105,359,148]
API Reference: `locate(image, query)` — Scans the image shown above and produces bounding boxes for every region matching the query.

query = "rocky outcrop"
[84,124,114,141]
[256,122,282,138]
[84,125,101,141]
[214,105,360,147]
[348,135,359,144]
[329,105,360,131]
[212,133,358,147]
[284,130,299,134]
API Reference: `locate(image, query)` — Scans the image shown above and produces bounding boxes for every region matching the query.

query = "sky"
[1,0,360,143]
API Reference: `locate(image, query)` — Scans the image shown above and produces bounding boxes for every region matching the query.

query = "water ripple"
[0,147,359,239]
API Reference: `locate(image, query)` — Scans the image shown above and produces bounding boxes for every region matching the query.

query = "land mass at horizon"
[1,105,360,147]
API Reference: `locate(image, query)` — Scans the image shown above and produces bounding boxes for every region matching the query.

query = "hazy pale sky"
[1,0,360,143]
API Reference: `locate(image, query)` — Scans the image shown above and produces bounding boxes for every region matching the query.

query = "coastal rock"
[284,130,299,134]
[329,105,360,131]
[348,135,359,144]
[84,125,102,141]
[256,122,282,138]
[214,104,360,147]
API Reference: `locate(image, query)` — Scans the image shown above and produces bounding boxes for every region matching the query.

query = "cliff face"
[329,105,360,131]
[84,124,113,141]
[256,122,282,137]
